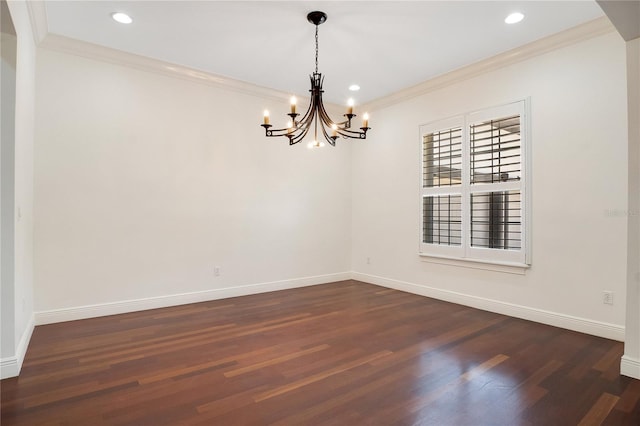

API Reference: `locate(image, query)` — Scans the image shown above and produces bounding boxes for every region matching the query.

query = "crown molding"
[363,17,616,112]
[26,0,48,44]
[31,9,613,108]
[38,33,294,102]
[27,0,288,101]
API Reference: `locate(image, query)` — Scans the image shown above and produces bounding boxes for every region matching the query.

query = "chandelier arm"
[267,127,295,137]
[289,118,311,145]
[320,122,336,146]
[289,74,319,133]
[290,124,312,145]
[266,127,292,135]
[297,106,313,128]
[335,122,366,135]
[316,95,349,130]
[295,111,314,131]
[263,127,298,138]
[339,125,369,137]
[295,77,316,126]
[318,109,341,132]
[316,97,367,140]
[338,129,367,139]
[295,100,316,132]
[316,89,343,131]
[265,124,365,141]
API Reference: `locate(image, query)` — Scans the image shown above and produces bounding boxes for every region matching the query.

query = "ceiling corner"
[597,0,640,41]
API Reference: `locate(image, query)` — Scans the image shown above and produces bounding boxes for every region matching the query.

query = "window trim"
[419,99,531,267]
[420,254,530,275]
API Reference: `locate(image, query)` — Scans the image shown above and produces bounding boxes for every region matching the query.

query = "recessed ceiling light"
[349,84,360,92]
[505,12,524,24]
[112,12,133,24]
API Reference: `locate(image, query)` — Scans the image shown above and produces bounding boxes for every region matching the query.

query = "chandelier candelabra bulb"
[290,97,297,114]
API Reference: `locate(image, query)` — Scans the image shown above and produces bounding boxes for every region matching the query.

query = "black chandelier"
[261,11,370,148]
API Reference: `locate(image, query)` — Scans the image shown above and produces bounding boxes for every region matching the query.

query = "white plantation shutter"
[420,100,529,265]
[423,195,462,246]
[420,117,465,258]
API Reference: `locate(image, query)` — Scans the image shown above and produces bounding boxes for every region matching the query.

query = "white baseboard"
[621,355,640,379]
[35,272,351,325]
[0,357,19,379]
[351,272,625,342]
[10,273,633,379]
[1,314,35,379]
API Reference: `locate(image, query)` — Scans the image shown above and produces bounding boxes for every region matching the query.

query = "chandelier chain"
[315,25,319,74]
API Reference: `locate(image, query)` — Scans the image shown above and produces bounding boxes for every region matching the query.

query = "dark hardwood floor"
[1,280,639,425]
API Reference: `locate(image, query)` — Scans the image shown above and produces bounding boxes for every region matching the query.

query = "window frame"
[419,99,531,267]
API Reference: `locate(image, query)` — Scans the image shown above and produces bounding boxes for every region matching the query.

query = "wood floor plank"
[593,344,624,372]
[401,353,510,415]
[578,392,620,426]
[1,280,638,425]
[253,350,393,402]
[270,360,419,425]
[615,378,640,413]
[137,341,289,384]
[25,322,238,366]
[223,344,330,378]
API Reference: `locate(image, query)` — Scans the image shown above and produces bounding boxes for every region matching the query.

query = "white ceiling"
[42,1,605,105]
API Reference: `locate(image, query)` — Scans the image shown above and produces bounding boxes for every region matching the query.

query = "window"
[420,100,529,266]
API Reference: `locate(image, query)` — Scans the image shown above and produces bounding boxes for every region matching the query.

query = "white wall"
[1,27,17,361]
[622,36,640,378]
[33,48,352,316]
[1,0,36,379]
[12,0,35,365]
[352,32,629,337]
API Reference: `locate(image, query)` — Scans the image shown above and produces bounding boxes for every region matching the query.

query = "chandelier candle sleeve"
[260,11,371,147]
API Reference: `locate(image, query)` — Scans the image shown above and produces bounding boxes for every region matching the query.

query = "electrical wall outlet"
[366,257,371,265]
[214,266,220,277]
[603,291,613,305]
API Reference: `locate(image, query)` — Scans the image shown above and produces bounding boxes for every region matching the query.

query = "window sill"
[419,253,530,275]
